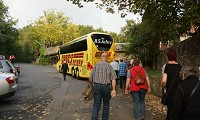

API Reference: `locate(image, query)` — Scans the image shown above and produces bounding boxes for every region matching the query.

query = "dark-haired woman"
[161,49,182,120]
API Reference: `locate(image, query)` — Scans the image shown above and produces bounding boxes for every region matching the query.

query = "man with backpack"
[125,59,151,120]
[170,67,200,120]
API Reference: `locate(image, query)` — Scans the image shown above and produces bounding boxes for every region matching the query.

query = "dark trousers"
[166,101,173,120]
[114,70,119,84]
[119,76,126,89]
[63,70,67,80]
[92,83,111,120]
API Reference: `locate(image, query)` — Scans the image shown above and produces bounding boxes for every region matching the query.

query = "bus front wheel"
[72,69,76,78]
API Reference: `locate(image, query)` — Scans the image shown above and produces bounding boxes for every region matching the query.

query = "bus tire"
[72,68,76,78]
[76,69,80,80]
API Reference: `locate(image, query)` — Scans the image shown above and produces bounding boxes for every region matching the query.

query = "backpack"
[132,68,146,85]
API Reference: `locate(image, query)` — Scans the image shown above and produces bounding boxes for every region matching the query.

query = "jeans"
[119,76,126,89]
[131,89,147,120]
[114,70,119,85]
[92,83,111,120]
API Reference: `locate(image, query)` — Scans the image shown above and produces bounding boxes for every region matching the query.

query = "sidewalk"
[46,74,166,120]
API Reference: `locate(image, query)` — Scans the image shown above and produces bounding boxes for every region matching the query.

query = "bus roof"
[60,32,110,48]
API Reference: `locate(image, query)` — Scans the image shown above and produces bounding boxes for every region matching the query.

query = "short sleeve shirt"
[90,61,117,84]
[119,62,128,76]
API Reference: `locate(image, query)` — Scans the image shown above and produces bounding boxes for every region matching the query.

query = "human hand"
[111,90,116,97]
[125,89,129,94]
[147,88,151,93]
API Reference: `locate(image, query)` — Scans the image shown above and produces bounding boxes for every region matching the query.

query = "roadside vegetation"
[0,0,199,66]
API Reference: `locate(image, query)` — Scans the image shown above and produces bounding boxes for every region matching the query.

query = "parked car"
[0,59,19,82]
[0,71,17,99]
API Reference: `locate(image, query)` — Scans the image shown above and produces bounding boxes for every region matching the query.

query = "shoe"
[140,117,145,120]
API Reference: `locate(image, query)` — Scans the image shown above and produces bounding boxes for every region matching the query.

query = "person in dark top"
[161,49,182,120]
[170,67,200,120]
[61,61,68,81]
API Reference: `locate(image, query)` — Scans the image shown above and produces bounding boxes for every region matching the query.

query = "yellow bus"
[56,32,115,79]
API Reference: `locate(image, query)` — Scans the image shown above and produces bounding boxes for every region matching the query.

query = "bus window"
[60,39,87,54]
[91,34,113,51]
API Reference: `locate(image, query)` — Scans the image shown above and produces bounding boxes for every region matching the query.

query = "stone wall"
[151,34,200,97]
[173,34,200,71]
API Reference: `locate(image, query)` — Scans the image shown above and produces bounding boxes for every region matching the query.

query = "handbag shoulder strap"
[183,80,200,109]
[132,67,143,73]
[167,65,180,90]
[189,81,200,100]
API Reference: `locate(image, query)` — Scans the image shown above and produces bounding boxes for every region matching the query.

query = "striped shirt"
[90,61,117,84]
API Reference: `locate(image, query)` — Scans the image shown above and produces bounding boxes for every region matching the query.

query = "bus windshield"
[91,34,113,51]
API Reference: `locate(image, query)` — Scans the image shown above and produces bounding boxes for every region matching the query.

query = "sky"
[3,0,140,33]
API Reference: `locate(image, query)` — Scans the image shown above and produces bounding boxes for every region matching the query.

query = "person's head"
[63,61,66,63]
[133,59,140,66]
[120,59,123,62]
[167,49,177,61]
[101,53,108,61]
[180,66,198,80]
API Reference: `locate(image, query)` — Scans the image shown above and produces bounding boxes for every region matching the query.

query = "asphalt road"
[0,64,166,120]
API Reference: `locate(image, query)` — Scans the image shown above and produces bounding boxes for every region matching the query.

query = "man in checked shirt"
[89,53,117,120]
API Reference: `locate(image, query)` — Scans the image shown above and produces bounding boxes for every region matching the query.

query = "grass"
[146,68,161,78]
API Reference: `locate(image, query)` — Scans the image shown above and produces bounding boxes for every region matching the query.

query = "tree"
[66,0,200,36]
[0,0,19,58]
[32,10,79,48]
[121,20,161,69]
[78,25,95,36]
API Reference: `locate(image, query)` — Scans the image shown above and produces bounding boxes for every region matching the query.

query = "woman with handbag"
[161,49,182,120]
[125,59,151,120]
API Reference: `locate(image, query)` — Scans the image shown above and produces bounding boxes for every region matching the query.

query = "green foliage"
[0,0,19,59]
[146,68,160,78]
[66,0,199,35]
[32,10,79,47]
[18,9,122,63]
[78,25,95,36]
[121,20,161,68]
[39,55,49,65]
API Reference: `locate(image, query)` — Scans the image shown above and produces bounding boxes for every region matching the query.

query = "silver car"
[0,59,18,82]
[0,72,17,99]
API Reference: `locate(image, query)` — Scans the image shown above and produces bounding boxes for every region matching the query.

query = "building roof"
[44,46,60,55]
[115,43,129,52]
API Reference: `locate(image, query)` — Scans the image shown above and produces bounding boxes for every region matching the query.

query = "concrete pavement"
[0,64,166,120]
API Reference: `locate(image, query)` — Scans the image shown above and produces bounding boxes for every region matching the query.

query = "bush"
[39,56,49,65]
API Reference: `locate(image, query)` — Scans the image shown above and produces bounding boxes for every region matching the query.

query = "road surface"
[0,64,166,120]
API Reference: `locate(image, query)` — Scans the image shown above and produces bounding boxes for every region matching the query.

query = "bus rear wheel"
[76,69,80,80]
